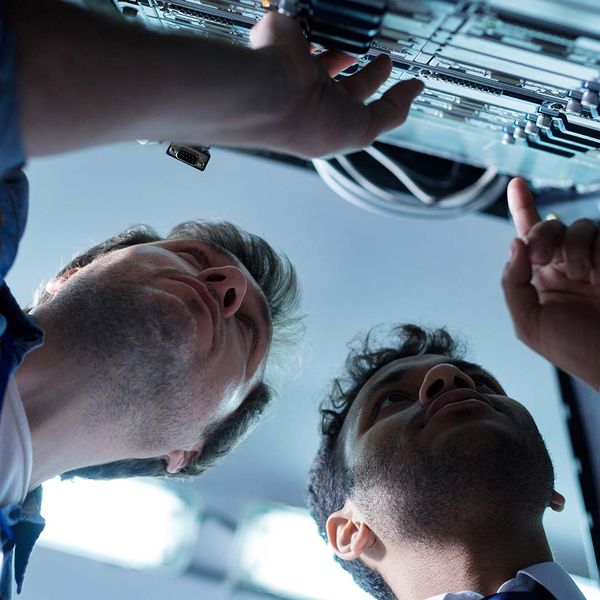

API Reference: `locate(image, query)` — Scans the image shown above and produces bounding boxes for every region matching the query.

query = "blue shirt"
[0,6,46,600]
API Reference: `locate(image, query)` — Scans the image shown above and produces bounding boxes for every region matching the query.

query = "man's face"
[339,355,554,543]
[33,238,272,463]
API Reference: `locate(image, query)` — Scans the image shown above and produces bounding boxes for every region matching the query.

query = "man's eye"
[237,314,260,344]
[237,315,253,331]
[472,375,498,394]
[178,248,208,269]
[378,392,414,411]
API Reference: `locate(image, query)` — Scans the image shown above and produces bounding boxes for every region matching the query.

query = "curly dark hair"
[307,324,465,600]
[28,220,302,480]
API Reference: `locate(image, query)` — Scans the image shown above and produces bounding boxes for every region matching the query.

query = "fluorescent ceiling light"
[572,575,600,600]
[232,503,372,600]
[39,477,199,572]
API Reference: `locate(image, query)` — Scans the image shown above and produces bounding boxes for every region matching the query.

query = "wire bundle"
[313,145,509,219]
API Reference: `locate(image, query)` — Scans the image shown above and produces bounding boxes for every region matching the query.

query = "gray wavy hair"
[29,220,302,480]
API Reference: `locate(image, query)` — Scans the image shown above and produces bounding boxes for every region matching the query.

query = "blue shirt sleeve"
[0,3,25,176]
[0,16,41,600]
[0,4,28,283]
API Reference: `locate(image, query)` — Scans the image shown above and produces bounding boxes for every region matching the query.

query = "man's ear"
[45,268,81,296]
[165,441,205,474]
[550,489,566,512]
[326,500,376,561]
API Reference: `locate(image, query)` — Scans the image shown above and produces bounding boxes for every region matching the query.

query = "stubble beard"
[44,275,204,452]
[351,412,555,544]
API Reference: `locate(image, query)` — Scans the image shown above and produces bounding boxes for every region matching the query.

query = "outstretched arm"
[502,178,600,392]
[7,1,423,158]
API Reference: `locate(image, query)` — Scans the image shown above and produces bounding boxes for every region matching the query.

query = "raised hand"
[10,0,423,158]
[501,178,600,391]
[249,12,424,157]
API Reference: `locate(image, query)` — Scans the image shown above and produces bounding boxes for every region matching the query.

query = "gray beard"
[44,275,200,452]
[351,410,555,543]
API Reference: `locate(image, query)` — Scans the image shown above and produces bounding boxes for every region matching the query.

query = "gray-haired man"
[0,1,423,597]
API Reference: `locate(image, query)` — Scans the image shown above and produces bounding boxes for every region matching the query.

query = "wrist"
[217,45,301,151]
[140,38,297,148]
[239,46,296,137]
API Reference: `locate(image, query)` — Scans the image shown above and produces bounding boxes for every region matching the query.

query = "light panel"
[232,503,372,600]
[573,575,600,600]
[39,477,199,572]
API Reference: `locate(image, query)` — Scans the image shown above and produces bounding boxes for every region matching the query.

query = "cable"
[365,147,437,205]
[366,145,500,208]
[313,150,508,219]
[313,145,508,219]
[336,155,415,205]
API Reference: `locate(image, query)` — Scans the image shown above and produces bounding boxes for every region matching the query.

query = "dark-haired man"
[308,178,599,600]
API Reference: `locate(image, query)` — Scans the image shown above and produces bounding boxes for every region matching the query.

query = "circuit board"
[106,0,600,188]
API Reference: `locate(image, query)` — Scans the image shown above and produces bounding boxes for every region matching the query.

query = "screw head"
[536,115,551,128]
[581,89,599,107]
[525,122,539,135]
[566,98,583,114]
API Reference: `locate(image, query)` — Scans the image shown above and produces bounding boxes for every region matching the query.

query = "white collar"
[428,562,586,600]
[0,376,33,506]
[509,562,587,600]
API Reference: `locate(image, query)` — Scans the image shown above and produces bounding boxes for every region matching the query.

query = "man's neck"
[14,317,132,490]
[376,522,553,600]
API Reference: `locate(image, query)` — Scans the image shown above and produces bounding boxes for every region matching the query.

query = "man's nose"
[418,364,476,407]
[200,266,248,318]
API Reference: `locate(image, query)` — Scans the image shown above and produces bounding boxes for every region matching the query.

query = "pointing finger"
[507,177,542,240]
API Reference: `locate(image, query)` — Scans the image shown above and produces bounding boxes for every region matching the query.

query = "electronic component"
[83,0,600,193]
[101,0,600,189]
[166,144,211,170]
[298,0,386,56]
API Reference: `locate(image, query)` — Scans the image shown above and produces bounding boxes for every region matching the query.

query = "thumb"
[502,237,540,345]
